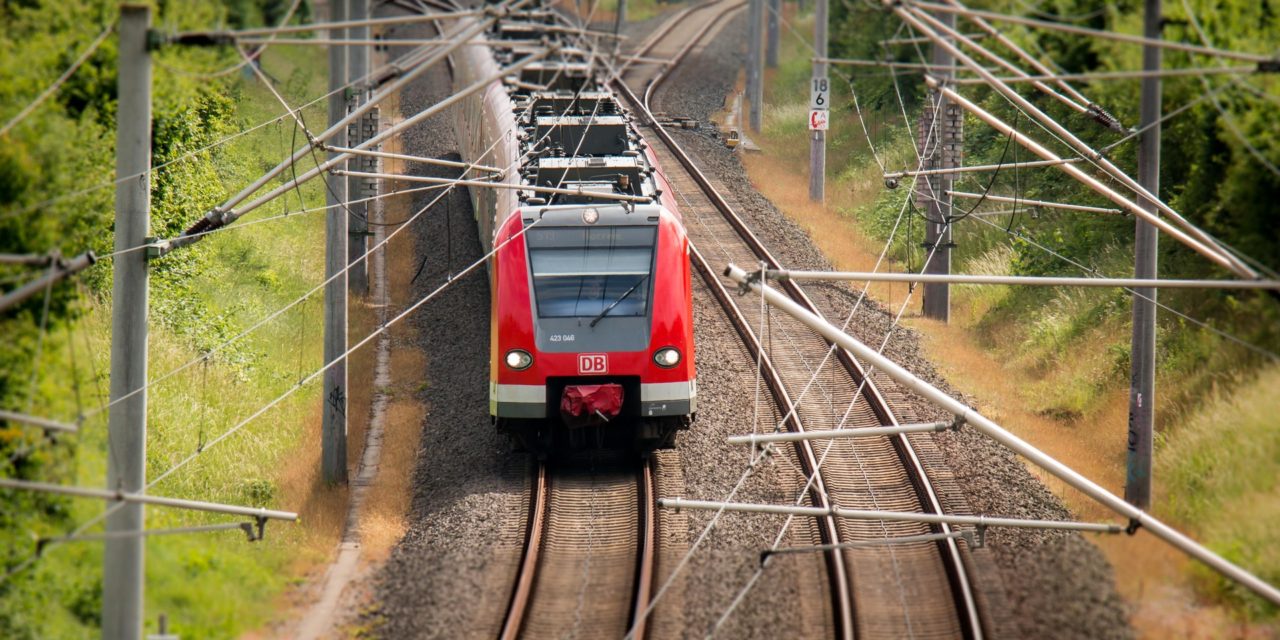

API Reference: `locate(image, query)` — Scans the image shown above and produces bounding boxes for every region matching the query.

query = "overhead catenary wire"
[916,7,1094,117]
[900,5,1259,277]
[709,220,961,636]
[172,9,509,238]
[3,180,460,588]
[1177,0,1280,179]
[950,65,1258,84]
[966,212,1280,361]
[905,0,1280,64]
[924,75,1255,272]
[78,21,598,432]
[726,264,1280,607]
[1,32,438,224]
[899,6,1259,277]
[939,0,1097,112]
[0,252,97,315]
[154,0,303,79]
[171,7,485,40]
[172,9,540,250]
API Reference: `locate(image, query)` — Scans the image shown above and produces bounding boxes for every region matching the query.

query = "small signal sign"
[809,109,829,131]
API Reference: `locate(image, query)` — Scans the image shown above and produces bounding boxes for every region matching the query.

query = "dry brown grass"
[360,388,424,560]
[349,118,428,562]
[278,403,350,567]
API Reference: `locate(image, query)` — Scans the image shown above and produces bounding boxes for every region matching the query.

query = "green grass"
[1161,364,1280,619]
[5,44,333,638]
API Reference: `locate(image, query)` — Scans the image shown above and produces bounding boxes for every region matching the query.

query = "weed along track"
[500,455,657,639]
[614,3,986,637]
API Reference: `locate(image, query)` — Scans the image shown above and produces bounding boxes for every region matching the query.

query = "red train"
[450,15,696,452]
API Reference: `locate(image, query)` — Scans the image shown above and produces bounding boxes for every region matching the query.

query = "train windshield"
[526,226,656,319]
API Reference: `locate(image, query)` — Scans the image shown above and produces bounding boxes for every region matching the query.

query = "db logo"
[578,353,608,375]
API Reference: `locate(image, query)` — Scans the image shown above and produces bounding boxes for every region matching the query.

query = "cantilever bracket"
[144,237,171,261]
[242,515,269,542]
[733,267,766,296]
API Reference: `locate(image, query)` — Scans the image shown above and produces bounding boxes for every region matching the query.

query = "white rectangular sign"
[810,76,830,110]
[809,109,829,131]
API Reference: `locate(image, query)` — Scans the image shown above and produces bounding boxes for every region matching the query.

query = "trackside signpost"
[809,75,829,131]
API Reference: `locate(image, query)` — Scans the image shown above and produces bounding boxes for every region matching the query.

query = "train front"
[491,201,695,453]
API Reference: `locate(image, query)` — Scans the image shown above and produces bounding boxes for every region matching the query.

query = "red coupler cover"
[560,383,624,419]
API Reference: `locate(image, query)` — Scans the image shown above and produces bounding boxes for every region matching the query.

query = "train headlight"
[582,208,600,224]
[653,347,681,368]
[505,349,533,370]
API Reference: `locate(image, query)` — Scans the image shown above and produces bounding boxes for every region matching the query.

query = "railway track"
[499,456,658,639]
[612,3,987,638]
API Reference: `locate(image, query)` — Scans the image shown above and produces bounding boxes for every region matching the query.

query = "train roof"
[492,34,662,209]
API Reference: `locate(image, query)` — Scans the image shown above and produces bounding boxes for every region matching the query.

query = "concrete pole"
[808,0,827,202]
[921,8,955,322]
[1126,0,1161,510]
[747,0,764,132]
[324,0,349,484]
[614,0,626,35]
[766,0,779,67]
[103,5,151,639]
[347,0,370,297]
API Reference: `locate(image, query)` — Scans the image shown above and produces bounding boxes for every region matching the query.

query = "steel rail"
[638,1,747,110]
[614,0,706,77]
[499,462,547,640]
[617,11,986,637]
[499,459,659,639]
[630,459,658,640]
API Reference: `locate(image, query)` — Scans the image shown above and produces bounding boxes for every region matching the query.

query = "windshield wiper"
[589,275,649,328]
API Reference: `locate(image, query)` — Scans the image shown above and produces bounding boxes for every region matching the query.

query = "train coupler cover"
[560,383,624,427]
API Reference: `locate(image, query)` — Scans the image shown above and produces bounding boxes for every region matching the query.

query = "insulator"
[1087,103,1127,133]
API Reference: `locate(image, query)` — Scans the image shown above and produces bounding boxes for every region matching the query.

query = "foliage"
[0,0,329,636]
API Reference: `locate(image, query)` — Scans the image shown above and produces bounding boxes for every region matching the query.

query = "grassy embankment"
[745,6,1279,629]
[6,44,352,637]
